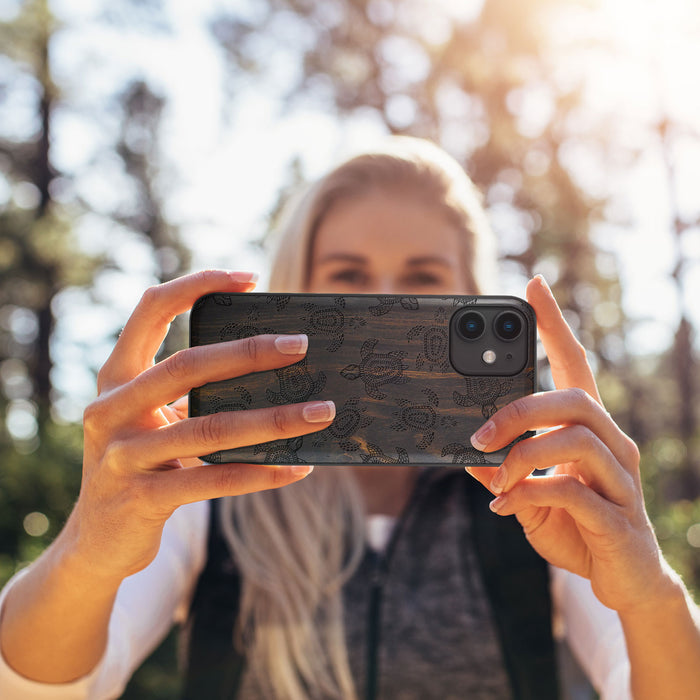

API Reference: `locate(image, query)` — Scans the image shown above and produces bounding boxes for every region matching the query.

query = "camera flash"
[482,349,497,365]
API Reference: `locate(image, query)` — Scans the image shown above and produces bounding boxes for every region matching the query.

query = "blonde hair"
[220,137,497,700]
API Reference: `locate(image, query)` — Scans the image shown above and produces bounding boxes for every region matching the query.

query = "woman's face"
[307,192,474,296]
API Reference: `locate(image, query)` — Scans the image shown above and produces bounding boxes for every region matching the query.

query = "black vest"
[181,472,559,699]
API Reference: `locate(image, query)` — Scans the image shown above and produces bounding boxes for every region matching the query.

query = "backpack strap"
[466,477,560,700]
[180,498,246,700]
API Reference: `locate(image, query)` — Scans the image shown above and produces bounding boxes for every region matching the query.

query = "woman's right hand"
[70,270,334,583]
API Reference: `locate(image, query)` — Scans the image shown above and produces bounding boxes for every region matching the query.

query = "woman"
[1,137,698,699]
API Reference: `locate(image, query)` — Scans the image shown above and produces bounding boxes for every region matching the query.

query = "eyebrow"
[317,253,454,267]
[316,253,367,265]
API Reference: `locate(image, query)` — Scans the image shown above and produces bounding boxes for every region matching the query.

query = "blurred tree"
[0,0,96,425]
[0,0,96,582]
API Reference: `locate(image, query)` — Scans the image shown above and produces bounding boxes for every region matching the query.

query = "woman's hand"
[466,275,675,614]
[71,270,334,582]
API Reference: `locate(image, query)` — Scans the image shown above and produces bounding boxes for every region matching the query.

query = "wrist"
[617,561,689,621]
[50,509,128,592]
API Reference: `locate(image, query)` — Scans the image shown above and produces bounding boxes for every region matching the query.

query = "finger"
[99,270,258,391]
[117,334,309,417]
[169,395,189,421]
[470,388,640,476]
[148,462,314,511]
[487,473,623,538]
[118,400,336,466]
[526,275,602,403]
[488,425,634,504]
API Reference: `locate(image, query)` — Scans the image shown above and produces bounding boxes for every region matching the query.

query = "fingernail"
[490,468,507,494]
[534,274,551,294]
[303,400,336,423]
[489,495,506,513]
[227,271,259,284]
[291,465,314,478]
[471,421,495,451]
[275,334,309,355]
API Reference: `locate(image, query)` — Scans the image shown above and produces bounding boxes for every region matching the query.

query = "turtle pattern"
[360,443,410,464]
[406,322,450,371]
[442,295,478,307]
[453,376,515,419]
[210,387,252,413]
[340,338,409,400]
[218,321,275,342]
[265,295,292,312]
[312,397,373,451]
[390,388,459,450]
[253,437,304,464]
[390,388,441,450]
[300,298,366,352]
[265,357,326,405]
[441,442,490,465]
[368,296,419,316]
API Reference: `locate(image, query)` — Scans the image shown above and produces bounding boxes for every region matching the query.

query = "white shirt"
[0,501,631,699]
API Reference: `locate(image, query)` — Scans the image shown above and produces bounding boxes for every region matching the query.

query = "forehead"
[313,192,464,263]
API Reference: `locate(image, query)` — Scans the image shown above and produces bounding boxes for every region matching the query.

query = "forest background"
[2,0,700,697]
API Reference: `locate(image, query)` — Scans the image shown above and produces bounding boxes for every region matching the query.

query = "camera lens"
[494,311,522,341]
[457,311,485,340]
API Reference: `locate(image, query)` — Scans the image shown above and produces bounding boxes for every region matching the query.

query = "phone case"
[189,293,536,466]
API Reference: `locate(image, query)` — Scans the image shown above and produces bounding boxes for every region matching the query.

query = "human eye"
[329,268,370,286]
[403,271,445,288]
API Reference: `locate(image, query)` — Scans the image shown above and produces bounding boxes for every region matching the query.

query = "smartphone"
[189,293,536,466]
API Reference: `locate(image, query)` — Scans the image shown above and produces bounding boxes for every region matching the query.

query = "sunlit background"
[1,0,700,695]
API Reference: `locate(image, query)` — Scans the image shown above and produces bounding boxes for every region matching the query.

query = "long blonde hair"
[220,137,496,700]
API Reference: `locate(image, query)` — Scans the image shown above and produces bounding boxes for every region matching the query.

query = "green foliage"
[0,421,83,588]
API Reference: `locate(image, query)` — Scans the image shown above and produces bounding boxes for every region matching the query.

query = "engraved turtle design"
[360,443,410,464]
[340,338,409,400]
[368,296,419,316]
[443,295,478,307]
[265,295,292,312]
[313,397,373,451]
[441,443,489,465]
[453,376,514,419]
[265,357,326,405]
[299,297,365,352]
[211,387,252,413]
[192,293,235,314]
[406,324,450,371]
[219,321,275,342]
[253,437,304,464]
[390,388,440,450]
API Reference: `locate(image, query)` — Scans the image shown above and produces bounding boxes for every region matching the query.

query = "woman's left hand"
[466,275,675,614]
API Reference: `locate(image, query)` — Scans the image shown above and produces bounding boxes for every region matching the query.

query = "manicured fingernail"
[489,495,506,513]
[275,334,309,355]
[471,421,495,451]
[227,271,259,284]
[490,468,507,494]
[303,400,336,423]
[291,465,314,478]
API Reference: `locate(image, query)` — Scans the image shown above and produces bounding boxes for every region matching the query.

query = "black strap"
[467,477,559,699]
[180,499,246,700]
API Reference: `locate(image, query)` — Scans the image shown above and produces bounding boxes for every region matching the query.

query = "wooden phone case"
[189,293,536,466]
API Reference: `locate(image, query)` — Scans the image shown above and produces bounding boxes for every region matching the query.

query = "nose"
[376,276,399,295]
